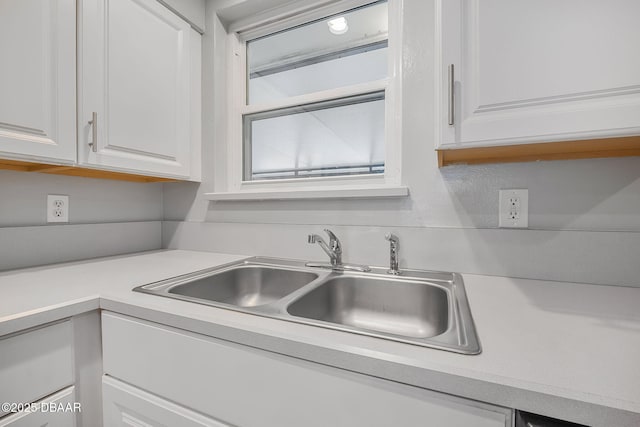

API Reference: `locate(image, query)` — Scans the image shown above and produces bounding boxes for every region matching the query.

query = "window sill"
[204,184,409,201]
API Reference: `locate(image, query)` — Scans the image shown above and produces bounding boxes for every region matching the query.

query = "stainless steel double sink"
[134,257,481,354]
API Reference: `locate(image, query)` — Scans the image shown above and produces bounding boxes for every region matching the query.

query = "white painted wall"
[162,0,640,286]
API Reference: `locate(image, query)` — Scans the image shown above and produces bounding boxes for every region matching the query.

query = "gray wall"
[0,170,163,270]
[162,0,640,286]
[0,170,163,226]
[2,0,638,281]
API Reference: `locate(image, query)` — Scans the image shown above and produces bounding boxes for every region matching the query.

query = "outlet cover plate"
[47,194,69,223]
[499,189,528,228]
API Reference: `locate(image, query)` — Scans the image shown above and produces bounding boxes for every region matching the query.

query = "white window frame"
[207,0,406,200]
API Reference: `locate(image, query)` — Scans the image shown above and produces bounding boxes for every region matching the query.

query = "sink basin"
[287,275,449,338]
[133,257,480,354]
[167,265,318,307]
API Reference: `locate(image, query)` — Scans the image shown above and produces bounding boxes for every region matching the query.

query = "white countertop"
[1,249,639,427]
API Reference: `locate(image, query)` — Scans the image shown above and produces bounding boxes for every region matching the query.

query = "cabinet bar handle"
[448,64,455,126]
[88,112,97,153]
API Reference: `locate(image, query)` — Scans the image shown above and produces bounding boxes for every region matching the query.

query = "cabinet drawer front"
[103,312,511,427]
[103,376,231,427]
[0,386,76,427]
[0,321,74,417]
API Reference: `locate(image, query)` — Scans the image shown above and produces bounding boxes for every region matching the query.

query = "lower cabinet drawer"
[103,376,231,427]
[102,312,512,427]
[0,386,76,427]
[0,321,74,417]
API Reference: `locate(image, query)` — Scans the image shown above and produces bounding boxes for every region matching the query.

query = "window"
[245,93,386,180]
[218,0,404,198]
[246,2,388,105]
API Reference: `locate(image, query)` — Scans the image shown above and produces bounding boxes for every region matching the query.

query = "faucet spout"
[306,228,370,272]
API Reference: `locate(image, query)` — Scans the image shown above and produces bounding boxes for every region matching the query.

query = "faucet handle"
[323,229,341,250]
[308,234,318,244]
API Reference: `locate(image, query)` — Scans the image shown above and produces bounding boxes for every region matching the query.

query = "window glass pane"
[247,2,388,105]
[244,93,385,181]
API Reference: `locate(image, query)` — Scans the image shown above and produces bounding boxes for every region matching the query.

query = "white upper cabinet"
[438,0,640,149]
[79,0,200,179]
[0,0,76,163]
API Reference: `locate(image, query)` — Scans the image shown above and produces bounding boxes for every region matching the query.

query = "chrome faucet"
[385,233,400,275]
[306,229,370,272]
[307,229,342,267]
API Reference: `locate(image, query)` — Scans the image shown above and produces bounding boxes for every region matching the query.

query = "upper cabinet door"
[0,0,76,163]
[80,0,194,178]
[439,0,640,149]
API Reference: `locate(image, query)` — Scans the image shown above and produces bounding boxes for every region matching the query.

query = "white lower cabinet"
[0,321,74,418]
[103,376,230,427]
[102,312,513,427]
[0,312,102,427]
[0,386,76,427]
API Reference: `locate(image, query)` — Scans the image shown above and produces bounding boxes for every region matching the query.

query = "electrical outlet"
[47,195,69,223]
[499,189,528,228]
